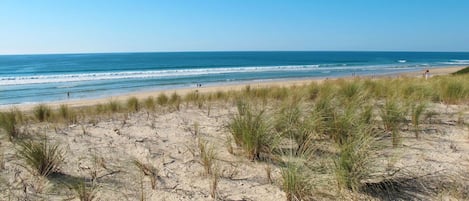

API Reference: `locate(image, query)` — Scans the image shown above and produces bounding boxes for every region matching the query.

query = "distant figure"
[67,92,70,98]
[424,69,430,80]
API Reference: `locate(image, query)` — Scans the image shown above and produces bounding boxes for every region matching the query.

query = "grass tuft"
[228,104,279,160]
[34,104,52,122]
[17,139,64,177]
[126,97,140,112]
[0,109,22,140]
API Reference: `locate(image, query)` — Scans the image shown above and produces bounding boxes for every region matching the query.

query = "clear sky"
[1,0,468,54]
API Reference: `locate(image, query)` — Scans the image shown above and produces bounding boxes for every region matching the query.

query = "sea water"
[1,51,469,106]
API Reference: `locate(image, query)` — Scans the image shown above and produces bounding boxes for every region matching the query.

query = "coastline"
[2,66,464,111]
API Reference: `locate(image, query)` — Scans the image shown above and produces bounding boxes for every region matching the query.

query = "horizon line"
[2,49,469,56]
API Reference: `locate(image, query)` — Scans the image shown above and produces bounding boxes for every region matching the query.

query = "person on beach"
[424,69,430,80]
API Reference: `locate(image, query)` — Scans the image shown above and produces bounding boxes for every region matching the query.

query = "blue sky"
[1,0,468,54]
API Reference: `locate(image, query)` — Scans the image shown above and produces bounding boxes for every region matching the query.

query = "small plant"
[34,104,52,122]
[143,96,155,111]
[411,102,426,138]
[127,97,140,112]
[156,93,169,106]
[210,167,220,199]
[265,165,273,184]
[169,92,182,111]
[0,110,21,140]
[335,125,375,192]
[58,104,77,123]
[380,98,406,147]
[71,181,99,201]
[281,162,312,201]
[198,139,216,175]
[17,139,64,177]
[133,160,159,190]
[228,104,278,160]
[107,100,121,113]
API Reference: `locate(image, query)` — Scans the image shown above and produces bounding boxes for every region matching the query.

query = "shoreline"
[2,66,464,111]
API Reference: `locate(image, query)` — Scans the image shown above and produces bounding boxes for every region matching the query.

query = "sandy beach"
[5,66,464,112]
[1,65,469,200]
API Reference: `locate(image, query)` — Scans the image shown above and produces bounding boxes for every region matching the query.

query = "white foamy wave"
[440,60,469,65]
[0,65,321,86]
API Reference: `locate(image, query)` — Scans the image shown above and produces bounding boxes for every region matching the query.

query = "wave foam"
[0,64,405,86]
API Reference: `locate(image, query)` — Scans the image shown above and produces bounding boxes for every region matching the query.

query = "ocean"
[1,51,469,106]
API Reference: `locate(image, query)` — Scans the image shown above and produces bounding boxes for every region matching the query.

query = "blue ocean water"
[1,51,469,106]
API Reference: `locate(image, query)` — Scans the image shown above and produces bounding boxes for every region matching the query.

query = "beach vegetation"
[410,102,426,138]
[34,104,52,122]
[281,162,313,201]
[17,139,64,177]
[156,93,169,106]
[380,98,407,147]
[228,103,279,160]
[0,109,22,140]
[126,97,140,112]
[440,79,468,104]
[133,159,159,190]
[70,181,99,201]
[143,96,155,111]
[107,99,122,113]
[57,104,78,124]
[169,92,182,110]
[334,124,376,192]
[452,66,469,75]
[198,139,216,175]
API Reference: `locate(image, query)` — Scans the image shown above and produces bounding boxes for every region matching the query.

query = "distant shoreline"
[2,66,464,111]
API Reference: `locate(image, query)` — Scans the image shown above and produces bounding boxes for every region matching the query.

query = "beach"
[1,65,469,200]
[5,66,464,111]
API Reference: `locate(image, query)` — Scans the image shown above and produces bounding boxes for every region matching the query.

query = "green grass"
[228,104,279,160]
[281,162,313,201]
[126,97,140,112]
[452,66,469,75]
[335,125,376,192]
[17,139,64,177]
[0,109,21,140]
[34,104,52,122]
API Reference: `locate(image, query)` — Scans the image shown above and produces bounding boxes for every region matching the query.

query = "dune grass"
[34,104,52,122]
[228,103,279,160]
[0,109,22,140]
[2,71,469,200]
[17,139,64,177]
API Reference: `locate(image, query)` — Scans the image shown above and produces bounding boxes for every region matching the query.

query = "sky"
[1,0,469,54]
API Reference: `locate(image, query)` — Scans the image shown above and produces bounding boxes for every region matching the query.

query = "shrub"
[228,104,278,160]
[34,104,52,122]
[17,140,64,177]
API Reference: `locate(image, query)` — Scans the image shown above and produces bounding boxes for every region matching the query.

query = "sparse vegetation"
[2,71,469,200]
[0,109,22,140]
[34,104,52,122]
[229,103,279,160]
[17,139,64,177]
